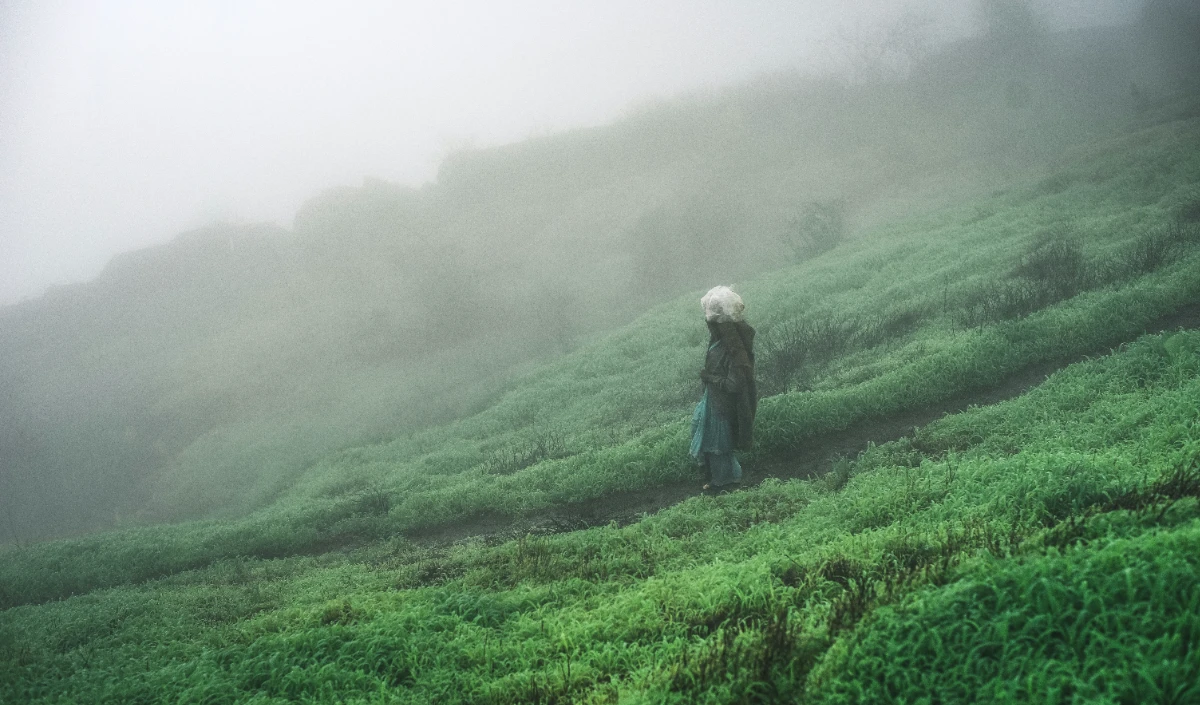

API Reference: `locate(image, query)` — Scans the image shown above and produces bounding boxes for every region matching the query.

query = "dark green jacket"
[701,320,757,450]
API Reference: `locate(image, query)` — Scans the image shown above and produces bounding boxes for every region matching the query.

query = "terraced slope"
[2,101,1200,703]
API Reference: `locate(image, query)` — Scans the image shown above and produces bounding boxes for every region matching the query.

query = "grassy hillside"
[1,23,1183,544]
[3,88,1200,701]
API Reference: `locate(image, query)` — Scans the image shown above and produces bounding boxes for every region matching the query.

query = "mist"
[4,0,1196,544]
[0,0,1140,305]
[7,4,1200,700]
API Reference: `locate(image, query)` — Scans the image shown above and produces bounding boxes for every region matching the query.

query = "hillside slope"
[0,23,1181,544]
[3,87,1200,702]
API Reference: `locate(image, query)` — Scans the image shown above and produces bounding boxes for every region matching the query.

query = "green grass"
[3,329,1198,703]
[808,524,1200,703]
[12,28,1156,546]
[3,106,1200,703]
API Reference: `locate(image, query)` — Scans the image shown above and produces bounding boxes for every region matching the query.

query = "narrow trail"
[405,303,1200,548]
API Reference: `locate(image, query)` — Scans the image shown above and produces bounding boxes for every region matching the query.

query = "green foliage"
[0,21,1168,544]
[823,458,854,493]
[481,427,572,476]
[4,104,1200,611]
[1121,220,1200,276]
[4,328,1200,703]
[809,523,1200,703]
[1011,227,1086,297]
[4,42,1200,705]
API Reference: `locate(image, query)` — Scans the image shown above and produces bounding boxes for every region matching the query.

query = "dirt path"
[406,303,1200,547]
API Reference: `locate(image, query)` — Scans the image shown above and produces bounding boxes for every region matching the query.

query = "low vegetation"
[2,87,1200,701]
[3,326,1198,703]
[4,18,1187,545]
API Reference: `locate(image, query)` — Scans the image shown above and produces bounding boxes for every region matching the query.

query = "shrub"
[759,306,928,394]
[956,228,1101,329]
[957,279,1044,328]
[856,306,929,350]
[757,321,812,395]
[481,428,570,475]
[355,486,392,516]
[785,199,848,260]
[1012,229,1087,299]
[1119,221,1200,276]
[1177,193,1200,223]
[823,458,853,492]
[757,314,863,395]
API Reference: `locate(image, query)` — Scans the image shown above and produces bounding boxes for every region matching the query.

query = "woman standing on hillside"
[690,286,757,491]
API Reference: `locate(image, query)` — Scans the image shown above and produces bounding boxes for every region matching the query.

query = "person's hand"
[699,369,717,383]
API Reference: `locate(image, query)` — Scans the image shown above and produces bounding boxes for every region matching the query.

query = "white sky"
[0,0,1140,304]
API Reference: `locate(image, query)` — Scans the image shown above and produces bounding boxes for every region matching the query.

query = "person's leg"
[706,452,742,488]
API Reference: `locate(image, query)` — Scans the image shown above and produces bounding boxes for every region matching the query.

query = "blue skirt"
[690,386,742,486]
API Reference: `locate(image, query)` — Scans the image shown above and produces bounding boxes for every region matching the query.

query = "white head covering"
[701,285,744,323]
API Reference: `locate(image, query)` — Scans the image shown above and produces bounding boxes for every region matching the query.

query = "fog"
[0,0,1140,305]
[6,0,1191,544]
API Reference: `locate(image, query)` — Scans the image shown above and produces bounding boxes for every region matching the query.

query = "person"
[690,285,757,491]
